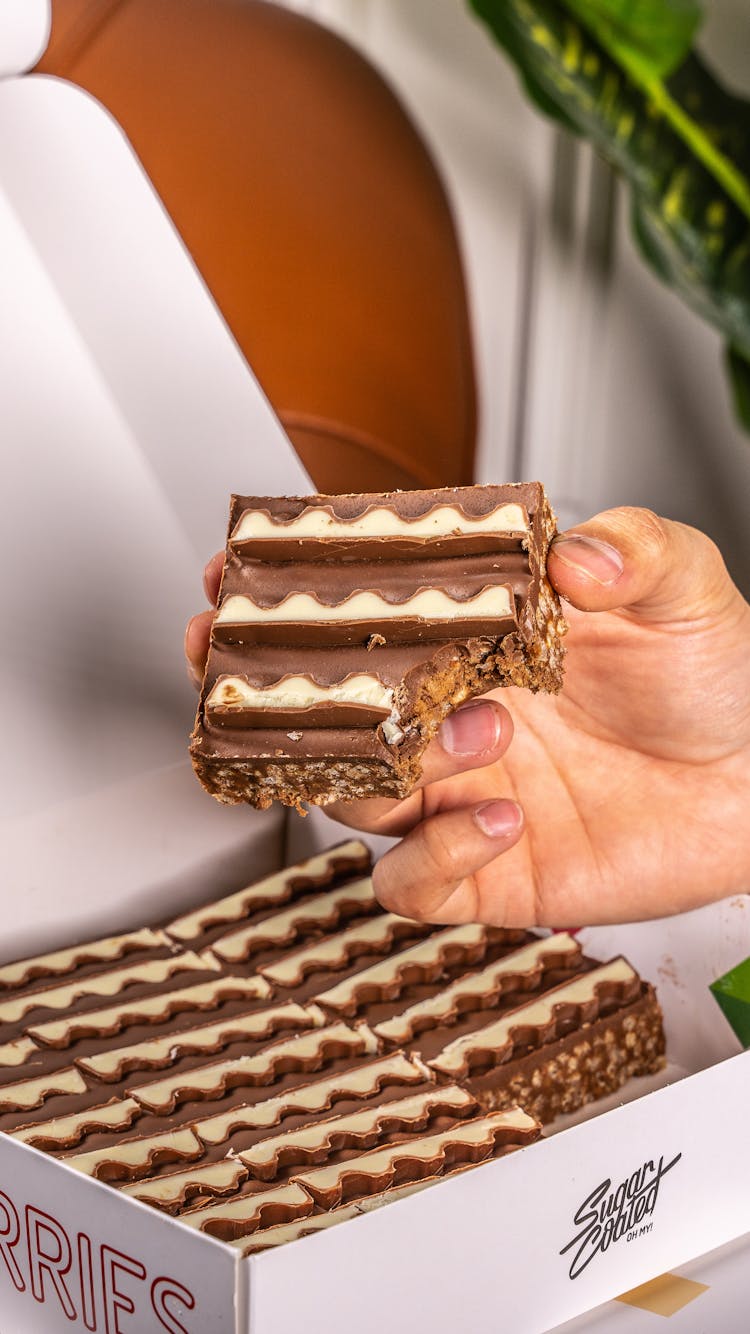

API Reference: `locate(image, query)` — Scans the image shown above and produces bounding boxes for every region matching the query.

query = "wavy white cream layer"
[0,929,165,990]
[215,585,515,627]
[77,1001,319,1079]
[259,914,422,988]
[11,1098,141,1147]
[182,1182,312,1234]
[206,674,394,714]
[27,975,266,1047]
[231,503,529,542]
[193,1052,424,1145]
[166,841,368,941]
[0,952,212,1026]
[238,1085,475,1172]
[211,880,375,963]
[295,1108,537,1201]
[128,1023,377,1113]
[313,923,489,1012]
[430,957,637,1076]
[373,932,580,1043]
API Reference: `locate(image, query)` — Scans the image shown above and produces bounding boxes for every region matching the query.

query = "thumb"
[547,506,738,624]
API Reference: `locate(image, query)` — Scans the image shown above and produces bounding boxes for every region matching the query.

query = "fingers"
[372,798,524,923]
[326,696,513,838]
[185,553,224,688]
[548,507,738,624]
[185,611,213,688]
[203,552,224,605]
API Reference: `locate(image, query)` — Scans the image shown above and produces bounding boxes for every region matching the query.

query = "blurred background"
[33,0,750,590]
[275,0,750,588]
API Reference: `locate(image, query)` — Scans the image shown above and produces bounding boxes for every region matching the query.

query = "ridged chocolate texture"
[290,1108,540,1210]
[0,842,666,1258]
[190,483,567,808]
[163,839,372,948]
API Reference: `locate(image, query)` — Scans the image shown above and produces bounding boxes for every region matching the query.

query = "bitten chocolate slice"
[190,483,566,808]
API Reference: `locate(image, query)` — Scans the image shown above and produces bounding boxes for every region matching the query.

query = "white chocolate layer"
[28,975,266,1047]
[0,1037,38,1068]
[66,1127,202,1178]
[211,879,375,963]
[294,1108,537,1202]
[239,1085,475,1172]
[166,842,369,941]
[373,933,580,1043]
[77,1001,320,1079]
[0,1066,86,1111]
[0,952,213,1026]
[11,1098,141,1147]
[313,923,489,1012]
[259,915,422,988]
[430,957,637,1076]
[215,585,515,627]
[206,675,393,714]
[193,1052,424,1146]
[231,503,530,543]
[121,1159,248,1207]
[0,929,166,990]
[181,1183,312,1235]
[128,1023,377,1113]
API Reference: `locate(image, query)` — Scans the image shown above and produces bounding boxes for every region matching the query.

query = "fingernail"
[474,799,523,840]
[552,534,624,586]
[440,700,502,756]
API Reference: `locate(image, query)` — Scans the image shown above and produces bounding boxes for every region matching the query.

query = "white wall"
[275,0,750,594]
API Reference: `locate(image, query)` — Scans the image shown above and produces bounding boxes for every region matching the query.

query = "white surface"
[0,72,312,954]
[556,1231,750,1333]
[280,0,750,591]
[0,0,49,77]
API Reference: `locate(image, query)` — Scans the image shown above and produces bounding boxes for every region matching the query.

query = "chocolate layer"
[0,843,665,1258]
[191,483,566,808]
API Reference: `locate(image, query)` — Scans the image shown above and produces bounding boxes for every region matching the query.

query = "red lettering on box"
[151,1276,196,1334]
[0,1190,24,1292]
[26,1205,76,1320]
[101,1245,146,1334]
[78,1232,97,1331]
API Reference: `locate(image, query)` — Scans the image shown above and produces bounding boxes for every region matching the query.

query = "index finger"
[203,551,224,605]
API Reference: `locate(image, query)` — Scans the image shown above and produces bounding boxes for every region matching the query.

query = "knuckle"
[608,506,671,561]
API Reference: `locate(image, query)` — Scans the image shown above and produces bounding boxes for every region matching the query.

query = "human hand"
[185,509,750,927]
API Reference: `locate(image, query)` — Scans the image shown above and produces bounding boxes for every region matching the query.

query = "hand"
[185,509,750,927]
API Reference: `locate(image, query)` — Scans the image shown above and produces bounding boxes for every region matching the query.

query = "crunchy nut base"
[464,989,666,1125]
[191,491,567,810]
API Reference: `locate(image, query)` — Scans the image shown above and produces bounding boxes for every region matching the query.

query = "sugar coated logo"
[560,1151,682,1280]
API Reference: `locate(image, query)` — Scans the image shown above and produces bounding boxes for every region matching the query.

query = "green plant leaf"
[468,0,750,431]
[566,0,702,79]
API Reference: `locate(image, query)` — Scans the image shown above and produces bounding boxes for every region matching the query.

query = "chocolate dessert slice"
[190,483,567,808]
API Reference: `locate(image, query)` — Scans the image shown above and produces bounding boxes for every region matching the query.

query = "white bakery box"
[1,5,749,1332]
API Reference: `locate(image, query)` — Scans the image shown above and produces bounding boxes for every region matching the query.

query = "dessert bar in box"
[0,841,665,1256]
[190,483,567,808]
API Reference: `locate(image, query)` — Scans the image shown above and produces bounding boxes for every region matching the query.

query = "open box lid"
[0,2,313,960]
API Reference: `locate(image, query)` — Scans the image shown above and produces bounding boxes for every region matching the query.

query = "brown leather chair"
[37,0,476,492]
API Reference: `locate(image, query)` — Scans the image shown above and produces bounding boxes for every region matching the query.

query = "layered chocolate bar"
[0,842,665,1256]
[190,483,567,808]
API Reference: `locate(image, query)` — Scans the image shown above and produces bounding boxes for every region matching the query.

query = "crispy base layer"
[190,489,567,809]
[191,616,566,810]
[463,988,666,1125]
